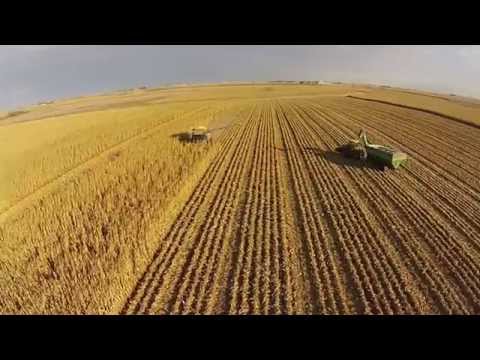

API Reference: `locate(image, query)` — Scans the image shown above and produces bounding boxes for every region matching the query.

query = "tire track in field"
[302,100,479,313]
[296,101,470,313]
[121,105,257,314]
[0,106,210,225]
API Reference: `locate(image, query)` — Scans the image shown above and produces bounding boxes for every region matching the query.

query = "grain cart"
[336,130,408,169]
[186,126,211,143]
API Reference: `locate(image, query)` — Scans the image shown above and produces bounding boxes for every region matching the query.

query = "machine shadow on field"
[303,147,387,171]
[170,132,193,143]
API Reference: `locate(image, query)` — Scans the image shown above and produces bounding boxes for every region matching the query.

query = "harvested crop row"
[269,104,305,313]
[281,101,425,314]
[308,100,480,247]
[347,102,480,172]
[6,86,480,315]
[275,103,351,314]
[340,97,480,152]
[339,101,480,192]
[162,106,261,315]
[293,101,472,313]
[229,105,269,314]
[262,103,313,314]
[234,103,299,314]
[263,104,279,312]
[310,100,480,225]
[394,170,480,253]
[321,98,480,198]
[298,100,480,313]
[327,100,480,192]
[343,99,480,164]
[225,103,306,314]
[270,105,310,314]
[312,100,480,245]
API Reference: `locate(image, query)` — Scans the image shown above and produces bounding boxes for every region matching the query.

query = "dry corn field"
[1,84,480,314]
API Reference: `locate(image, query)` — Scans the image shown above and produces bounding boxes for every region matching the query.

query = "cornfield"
[1,84,480,314]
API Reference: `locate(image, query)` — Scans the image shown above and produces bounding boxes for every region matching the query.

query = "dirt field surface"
[1,84,480,314]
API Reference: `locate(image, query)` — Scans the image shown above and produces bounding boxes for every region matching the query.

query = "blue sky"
[0,45,479,109]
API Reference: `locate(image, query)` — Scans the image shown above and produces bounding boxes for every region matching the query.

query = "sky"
[0,45,479,109]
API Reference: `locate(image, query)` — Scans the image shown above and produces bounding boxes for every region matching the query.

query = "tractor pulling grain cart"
[336,130,408,169]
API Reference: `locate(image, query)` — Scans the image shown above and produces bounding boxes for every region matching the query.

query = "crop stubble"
[4,89,479,314]
[122,97,480,314]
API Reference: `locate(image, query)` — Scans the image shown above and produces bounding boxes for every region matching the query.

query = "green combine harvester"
[185,126,211,143]
[336,130,408,169]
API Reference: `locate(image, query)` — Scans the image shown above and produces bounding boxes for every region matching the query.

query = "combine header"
[336,130,408,169]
